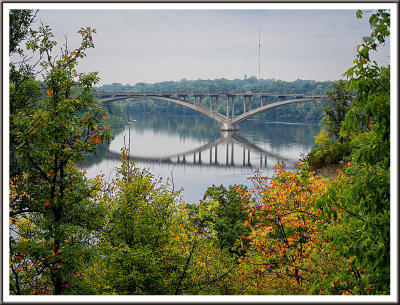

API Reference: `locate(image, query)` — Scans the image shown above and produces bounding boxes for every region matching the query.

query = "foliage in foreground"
[308,8,390,294]
[9,14,110,294]
[83,150,238,295]
[316,9,391,294]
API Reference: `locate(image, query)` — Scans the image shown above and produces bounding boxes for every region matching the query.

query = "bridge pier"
[226,97,229,119]
[226,95,235,120]
[221,121,239,131]
[194,95,203,106]
[243,95,252,113]
[210,95,219,112]
[261,96,269,106]
[178,94,188,102]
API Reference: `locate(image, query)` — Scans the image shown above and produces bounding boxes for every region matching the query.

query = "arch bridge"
[95,91,328,131]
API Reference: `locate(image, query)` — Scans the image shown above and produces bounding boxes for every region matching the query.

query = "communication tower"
[258,28,261,79]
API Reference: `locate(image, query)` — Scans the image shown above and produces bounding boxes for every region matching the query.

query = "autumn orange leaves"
[230,162,334,294]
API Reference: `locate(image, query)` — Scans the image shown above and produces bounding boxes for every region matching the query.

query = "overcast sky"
[16,4,393,86]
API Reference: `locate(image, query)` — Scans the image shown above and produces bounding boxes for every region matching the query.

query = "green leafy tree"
[306,80,353,168]
[322,80,352,139]
[10,22,111,294]
[315,9,390,294]
[88,153,242,295]
[9,9,37,56]
[9,9,40,178]
[88,150,186,294]
[198,185,251,256]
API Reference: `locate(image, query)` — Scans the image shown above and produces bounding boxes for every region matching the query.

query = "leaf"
[369,14,379,26]
[362,36,374,44]
[360,46,370,60]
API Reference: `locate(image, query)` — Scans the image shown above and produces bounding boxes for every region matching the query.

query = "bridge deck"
[95,91,328,131]
[96,91,327,99]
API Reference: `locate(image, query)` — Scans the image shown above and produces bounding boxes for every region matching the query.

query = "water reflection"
[105,131,299,168]
[82,113,320,203]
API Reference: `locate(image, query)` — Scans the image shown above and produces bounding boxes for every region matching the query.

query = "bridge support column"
[221,121,239,131]
[261,96,269,106]
[226,97,229,120]
[210,95,219,113]
[194,95,203,106]
[226,96,235,120]
[178,95,188,102]
[243,95,252,112]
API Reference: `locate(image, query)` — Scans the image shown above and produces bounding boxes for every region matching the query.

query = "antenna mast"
[258,28,261,79]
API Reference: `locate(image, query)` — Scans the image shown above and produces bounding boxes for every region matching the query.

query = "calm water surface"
[83,113,320,204]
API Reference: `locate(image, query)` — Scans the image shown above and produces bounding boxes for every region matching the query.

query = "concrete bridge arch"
[96,92,327,131]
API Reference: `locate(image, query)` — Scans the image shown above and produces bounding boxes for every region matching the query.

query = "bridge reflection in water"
[105,131,299,170]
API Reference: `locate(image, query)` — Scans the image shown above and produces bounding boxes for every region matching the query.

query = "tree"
[233,163,338,294]
[9,9,40,179]
[196,185,251,256]
[9,9,37,56]
[86,150,186,294]
[315,9,391,294]
[88,151,237,295]
[322,80,352,139]
[10,21,111,294]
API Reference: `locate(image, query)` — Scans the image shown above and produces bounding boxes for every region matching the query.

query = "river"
[82,113,321,204]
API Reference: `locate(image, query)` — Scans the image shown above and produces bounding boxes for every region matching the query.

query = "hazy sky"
[16,4,393,86]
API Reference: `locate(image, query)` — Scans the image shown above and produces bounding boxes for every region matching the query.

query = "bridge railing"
[95,91,328,99]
